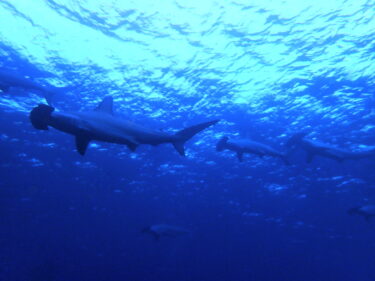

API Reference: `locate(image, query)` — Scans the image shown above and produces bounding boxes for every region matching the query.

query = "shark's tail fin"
[29,104,54,130]
[216,136,229,152]
[286,132,309,147]
[172,120,219,156]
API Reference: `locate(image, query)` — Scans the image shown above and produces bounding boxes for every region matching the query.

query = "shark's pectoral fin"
[365,215,373,223]
[173,141,185,156]
[237,152,243,162]
[153,233,160,241]
[306,152,314,163]
[75,135,91,155]
[126,142,138,152]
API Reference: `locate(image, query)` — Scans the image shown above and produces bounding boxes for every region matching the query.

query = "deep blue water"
[1,1,375,280]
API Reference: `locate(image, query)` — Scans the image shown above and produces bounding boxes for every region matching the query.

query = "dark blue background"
[1,75,375,281]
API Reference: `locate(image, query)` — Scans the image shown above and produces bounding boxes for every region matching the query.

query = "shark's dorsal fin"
[75,135,91,155]
[95,96,113,114]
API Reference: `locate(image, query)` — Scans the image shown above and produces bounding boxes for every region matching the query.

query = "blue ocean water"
[1,0,375,280]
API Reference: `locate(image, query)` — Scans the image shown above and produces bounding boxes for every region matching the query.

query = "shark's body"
[216,136,289,164]
[286,133,375,163]
[348,205,375,222]
[30,96,219,156]
[142,224,190,240]
[0,69,64,104]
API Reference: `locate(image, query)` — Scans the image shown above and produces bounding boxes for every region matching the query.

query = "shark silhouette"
[216,136,289,164]
[348,205,375,222]
[0,69,67,105]
[30,96,219,156]
[286,132,375,163]
[142,224,190,241]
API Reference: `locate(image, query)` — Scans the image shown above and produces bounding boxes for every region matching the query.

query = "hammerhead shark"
[142,224,190,241]
[0,69,66,104]
[286,132,375,163]
[348,205,375,222]
[29,96,219,156]
[216,136,290,164]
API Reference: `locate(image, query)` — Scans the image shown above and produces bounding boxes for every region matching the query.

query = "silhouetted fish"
[30,96,219,156]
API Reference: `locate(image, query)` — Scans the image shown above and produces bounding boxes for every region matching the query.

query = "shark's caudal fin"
[172,120,220,156]
[29,104,55,130]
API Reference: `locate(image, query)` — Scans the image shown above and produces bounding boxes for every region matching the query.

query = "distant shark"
[29,96,219,156]
[0,69,67,105]
[142,224,190,241]
[286,132,375,163]
[216,136,290,164]
[348,205,375,222]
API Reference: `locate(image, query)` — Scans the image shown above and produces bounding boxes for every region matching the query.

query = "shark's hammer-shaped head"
[29,104,55,130]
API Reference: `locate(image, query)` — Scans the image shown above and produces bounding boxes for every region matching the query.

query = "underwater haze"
[1,0,375,280]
